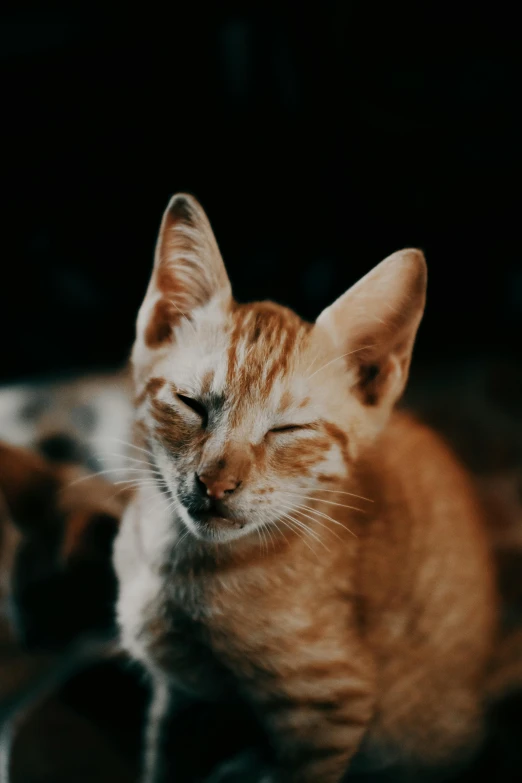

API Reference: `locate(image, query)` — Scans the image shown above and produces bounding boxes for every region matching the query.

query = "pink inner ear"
[355,356,405,408]
[358,363,381,406]
[144,299,181,349]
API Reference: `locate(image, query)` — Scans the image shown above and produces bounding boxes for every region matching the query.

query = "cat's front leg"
[143,677,194,783]
[273,691,374,783]
[245,640,376,783]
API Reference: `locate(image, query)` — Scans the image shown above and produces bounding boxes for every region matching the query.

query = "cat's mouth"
[191,507,245,532]
[176,488,246,537]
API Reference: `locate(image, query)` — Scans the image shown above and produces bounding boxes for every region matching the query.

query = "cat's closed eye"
[176,394,207,423]
[269,424,306,434]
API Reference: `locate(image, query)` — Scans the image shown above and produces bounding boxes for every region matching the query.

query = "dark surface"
[1,4,520,383]
[13,672,522,783]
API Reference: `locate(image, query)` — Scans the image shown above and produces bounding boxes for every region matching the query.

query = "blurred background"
[1,3,520,383]
[1,5,521,782]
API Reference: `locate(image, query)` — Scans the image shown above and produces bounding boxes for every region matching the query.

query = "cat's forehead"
[225,301,312,392]
[166,300,313,410]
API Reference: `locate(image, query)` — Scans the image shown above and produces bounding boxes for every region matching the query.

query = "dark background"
[1,4,520,383]
[1,8,522,783]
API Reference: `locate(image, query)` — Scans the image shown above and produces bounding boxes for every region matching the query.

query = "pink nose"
[197,474,240,499]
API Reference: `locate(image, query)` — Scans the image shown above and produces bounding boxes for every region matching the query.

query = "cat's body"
[114,193,501,782]
[116,410,495,782]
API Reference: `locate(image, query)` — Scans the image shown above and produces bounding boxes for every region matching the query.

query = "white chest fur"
[113,488,178,666]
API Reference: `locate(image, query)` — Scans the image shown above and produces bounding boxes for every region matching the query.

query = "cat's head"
[132,194,426,543]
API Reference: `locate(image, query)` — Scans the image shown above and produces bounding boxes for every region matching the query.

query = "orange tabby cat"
[114,194,498,782]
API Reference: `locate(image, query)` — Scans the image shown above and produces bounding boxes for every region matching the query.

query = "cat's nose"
[196,472,240,499]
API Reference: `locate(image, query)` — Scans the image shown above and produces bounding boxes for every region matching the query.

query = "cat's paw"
[205,749,275,783]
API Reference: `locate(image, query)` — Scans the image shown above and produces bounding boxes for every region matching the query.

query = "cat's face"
[135,300,357,543]
[132,195,426,543]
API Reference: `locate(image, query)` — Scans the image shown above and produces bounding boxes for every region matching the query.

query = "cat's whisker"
[119,466,165,479]
[284,501,357,539]
[67,466,163,488]
[298,504,357,538]
[257,526,268,555]
[280,503,344,542]
[146,494,171,517]
[112,485,164,495]
[116,475,166,484]
[109,480,162,501]
[264,523,277,550]
[303,350,322,375]
[307,345,376,380]
[109,467,163,476]
[279,501,342,538]
[279,491,366,514]
[261,525,268,554]
[289,515,328,549]
[272,520,289,545]
[148,496,174,520]
[166,297,198,338]
[277,513,307,546]
[159,486,179,511]
[255,528,263,554]
[158,487,179,514]
[103,453,156,470]
[95,437,156,460]
[175,527,191,548]
[107,482,163,502]
[291,487,373,503]
[279,510,329,552]
[110,484,138,500]
[259,522,276,552]
[162,492,183,518]
[278,513,322,558]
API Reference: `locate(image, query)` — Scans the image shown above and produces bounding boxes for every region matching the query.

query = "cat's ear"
[137,193,231,350]
[316,249,427,409]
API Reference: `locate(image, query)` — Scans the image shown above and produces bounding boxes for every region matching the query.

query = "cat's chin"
[181,509,249,543]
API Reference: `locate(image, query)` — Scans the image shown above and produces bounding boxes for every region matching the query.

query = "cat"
[0,368,133,475]
[113,193,502,783]
[0,440,132,781]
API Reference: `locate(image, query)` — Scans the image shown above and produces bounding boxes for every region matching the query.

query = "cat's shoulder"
[383,408,468,464]
[367,409,482,506]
